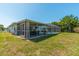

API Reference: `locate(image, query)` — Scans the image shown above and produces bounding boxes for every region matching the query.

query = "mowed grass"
[0,32,79,56]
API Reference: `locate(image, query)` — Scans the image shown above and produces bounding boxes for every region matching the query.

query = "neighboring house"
[7,19,61,39]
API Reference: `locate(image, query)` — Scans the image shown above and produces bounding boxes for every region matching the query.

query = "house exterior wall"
[16,21,30,39]
[7,19,61,39]
[8,24,17,35]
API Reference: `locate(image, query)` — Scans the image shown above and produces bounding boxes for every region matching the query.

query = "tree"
[0,24,5,31]
[51,15,79,32]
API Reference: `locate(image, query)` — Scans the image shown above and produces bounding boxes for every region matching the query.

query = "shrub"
[74,27,79,32]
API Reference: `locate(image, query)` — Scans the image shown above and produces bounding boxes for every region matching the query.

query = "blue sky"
[0,3,79,27]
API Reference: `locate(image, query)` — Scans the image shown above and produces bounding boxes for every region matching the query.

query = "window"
[21,24,24,30]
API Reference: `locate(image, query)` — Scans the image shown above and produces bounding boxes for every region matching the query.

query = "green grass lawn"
[0,32,79,56]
